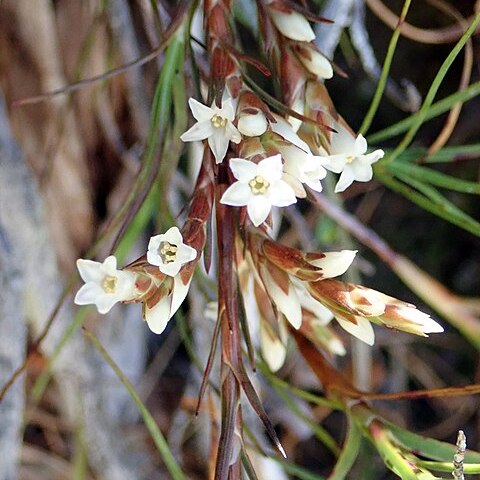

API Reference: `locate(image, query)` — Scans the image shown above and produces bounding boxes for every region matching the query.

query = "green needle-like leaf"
[84,328,187,480]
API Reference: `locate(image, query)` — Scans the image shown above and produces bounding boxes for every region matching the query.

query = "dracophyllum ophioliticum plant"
[73,1,458,478]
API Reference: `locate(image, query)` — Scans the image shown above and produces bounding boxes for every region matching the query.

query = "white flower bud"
[237,111,268,137]
[298,48,333,79]
[269,9,315,42]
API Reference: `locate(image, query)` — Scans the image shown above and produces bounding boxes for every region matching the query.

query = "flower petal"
[330,126,356,155]
[96,294,120,314]
[363,149,385,165]
[103,256,118,275]
[336,316,375,346]
[208,129,230,164]
[76,259,104,283]
[188,98,214,122]
[334,166,355,193]
[310,250,357,278]
[228,158,258,182]
[74,282,104,306]
[257,154,283,182]
[180,120,213,142]
[170,277,192,318]
[353,134,368,156]
[225,122,242,144]
[270,114,311,153]
[221,182,252,206]
[145,295,172,334]
[268,180,297,207]
[175,244,197,264]
[158,260,183,277]
[323,154,347,173]
[218,97,236,122]
[247,196,272,227]
[350,161,373,182]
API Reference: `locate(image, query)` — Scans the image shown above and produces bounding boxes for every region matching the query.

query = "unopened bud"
[237,111,268,137]
[296,46,333,79]
[269,9,316,42]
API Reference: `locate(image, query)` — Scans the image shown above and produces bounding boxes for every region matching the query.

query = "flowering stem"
[215,176,242,479]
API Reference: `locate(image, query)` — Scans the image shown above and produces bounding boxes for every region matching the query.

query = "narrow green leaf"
[72,425,88,480]
[369,81,480,144]
[359,0,411,135]
[115,29,186,257]
[377,171,480,236]
[386,421,480,464]
[388,161,480,194]
[417,460,480,474]
[328,419,362,480]
[31,308,89,402]
[84,329,187,480]
[383,12,480,165]
[395,144,480,164]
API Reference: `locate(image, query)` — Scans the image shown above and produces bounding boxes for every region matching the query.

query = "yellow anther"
[211,114,227,128]
[102,275,118,294]
[248,175,270,195]
[159,242,178,264]
[345,155,355,163]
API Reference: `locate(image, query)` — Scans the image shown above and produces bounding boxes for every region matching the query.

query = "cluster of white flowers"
[75,227,197,334]
[180,95,385,228]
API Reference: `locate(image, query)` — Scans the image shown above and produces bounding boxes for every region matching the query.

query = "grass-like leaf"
[395,144,480,164]
[386,421,480,464]
[84,328,187,480]
[377,171,480,236]
[382,12,480,165]
[328,418,362,480]
[359,0,411,135]
[387,161,480,194]
[369,81,480,144]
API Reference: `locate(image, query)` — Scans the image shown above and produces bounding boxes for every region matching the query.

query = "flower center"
[211,114,227,128]
[248,175,270,195]
[345,155,355,164]
[102,275,118,294]
[159,241,178,264]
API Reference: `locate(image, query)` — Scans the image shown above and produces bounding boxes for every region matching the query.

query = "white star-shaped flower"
[74,256,137,314]
[322,126,384,193]
[180,97,241,164]
[220,154,297,227]
[147,226,197,277]
[281,144,329,197]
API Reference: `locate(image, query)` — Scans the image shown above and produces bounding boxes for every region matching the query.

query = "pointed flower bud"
[268,8,316,42]
[308,279,443,345]
[295,45,333,79]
